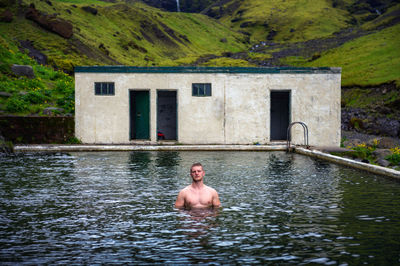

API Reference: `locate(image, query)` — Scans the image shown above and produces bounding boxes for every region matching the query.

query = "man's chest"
[185,190,212,205]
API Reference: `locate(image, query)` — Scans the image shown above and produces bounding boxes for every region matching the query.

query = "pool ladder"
[286,122,309,152]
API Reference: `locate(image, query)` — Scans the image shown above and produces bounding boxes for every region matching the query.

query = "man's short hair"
[191,162,203,171]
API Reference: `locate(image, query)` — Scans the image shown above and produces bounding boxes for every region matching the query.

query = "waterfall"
[176,0,180,12]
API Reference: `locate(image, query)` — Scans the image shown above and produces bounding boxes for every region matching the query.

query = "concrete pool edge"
[295,147,400,180]
[13,144,287,152]
[12,144,400,179]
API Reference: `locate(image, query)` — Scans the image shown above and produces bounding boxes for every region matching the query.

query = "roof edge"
[74,66,341,74]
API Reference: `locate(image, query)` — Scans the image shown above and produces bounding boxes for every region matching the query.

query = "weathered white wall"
[75,70,341,146]
[225,74,270,144]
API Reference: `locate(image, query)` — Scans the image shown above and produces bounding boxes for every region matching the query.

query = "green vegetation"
[302,23,400,87]
[218,0,352,43]
[0,0,247,70]
[0,34,74,115]
[0,0,248,115]
[0,0,399,117]
[200,57,255,67]
[386,147,400,165]
[342,87,399,109]
[336,140,400,168]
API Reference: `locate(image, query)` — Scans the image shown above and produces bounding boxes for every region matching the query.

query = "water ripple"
[0,151,399,264]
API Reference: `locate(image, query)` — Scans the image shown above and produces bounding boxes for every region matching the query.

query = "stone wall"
[0,116,74,144]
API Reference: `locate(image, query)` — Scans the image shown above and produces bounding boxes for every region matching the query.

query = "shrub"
[56,93,74,114]
[23,91,49,104]
[55,78,73,94]
[0,62,10,74]
[351,143,375,161]
[349,117,364,130]
[65,136,81,144]
[385,147,400,165]
[5,96,28,113]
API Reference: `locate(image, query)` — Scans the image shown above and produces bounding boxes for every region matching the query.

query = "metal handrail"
[287,122,309,151]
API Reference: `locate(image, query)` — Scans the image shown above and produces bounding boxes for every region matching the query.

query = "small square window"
[94,82,115,96]
[192,83,211,97]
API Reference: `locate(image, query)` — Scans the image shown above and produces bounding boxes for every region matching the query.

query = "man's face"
[190,166,205,182]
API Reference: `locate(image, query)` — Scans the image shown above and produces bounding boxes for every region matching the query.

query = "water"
[1,151,399,265]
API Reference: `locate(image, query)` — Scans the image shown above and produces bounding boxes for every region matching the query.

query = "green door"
[130,91,150,139]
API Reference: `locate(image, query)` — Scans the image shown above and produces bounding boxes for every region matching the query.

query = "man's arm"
[212,190,221,207]
[175,190,185,208]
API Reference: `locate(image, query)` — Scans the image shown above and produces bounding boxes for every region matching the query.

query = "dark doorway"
[270,91,290,140]
[130,90,150,140]
[157,90,177,140]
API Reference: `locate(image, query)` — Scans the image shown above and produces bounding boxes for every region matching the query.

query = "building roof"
[75,66,341,74]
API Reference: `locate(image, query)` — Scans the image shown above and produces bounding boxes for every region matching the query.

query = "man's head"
[190,163,205,183]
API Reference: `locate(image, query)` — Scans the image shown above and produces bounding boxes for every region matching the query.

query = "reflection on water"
[0,151,399,264]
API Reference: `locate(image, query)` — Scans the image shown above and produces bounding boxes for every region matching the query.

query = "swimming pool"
[1,151,399,264]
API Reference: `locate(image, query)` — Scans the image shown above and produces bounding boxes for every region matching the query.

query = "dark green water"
[1,151,399,265]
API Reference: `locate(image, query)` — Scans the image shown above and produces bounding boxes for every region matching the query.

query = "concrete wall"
[75,68,341,146]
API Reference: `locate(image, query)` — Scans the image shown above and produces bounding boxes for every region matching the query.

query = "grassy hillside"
[0,0,399,119]
[0,0,248,71]
[0,0,249,115]
[211,0,353,43]
[304,23,400,87]
[281,22,400,87]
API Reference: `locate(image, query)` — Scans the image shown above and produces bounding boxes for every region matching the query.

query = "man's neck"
[191,181,204,190]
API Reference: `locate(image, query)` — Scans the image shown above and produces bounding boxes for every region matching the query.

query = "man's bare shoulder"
[203,184,215,190]
[179,185,192,194]
[204,185,218,194]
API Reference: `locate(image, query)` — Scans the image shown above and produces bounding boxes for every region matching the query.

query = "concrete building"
[74,66,341,146]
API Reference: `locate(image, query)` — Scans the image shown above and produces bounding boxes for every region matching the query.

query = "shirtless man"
[175,163,221,209]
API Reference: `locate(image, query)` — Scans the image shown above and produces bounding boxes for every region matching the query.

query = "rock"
[376,158,390,167]
[372,148,392,159]
[267,30,277,40]
[11,64,35,78]
[19,40,48,65]
[376,137,399,149]
[342,138,363,147]
[43,107,64,115]
[81,6,98,15]
[25,5,73,39]
[98,43,110,55]
[0,9,13,22]
[240,21,255,28]
[0,91,12,98]
[369,117,400,137]
[386,99,400,111]
[342,107,400,138]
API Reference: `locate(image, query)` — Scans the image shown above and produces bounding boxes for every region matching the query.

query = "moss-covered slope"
[0,0,248,72]
[0,0,399,119]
